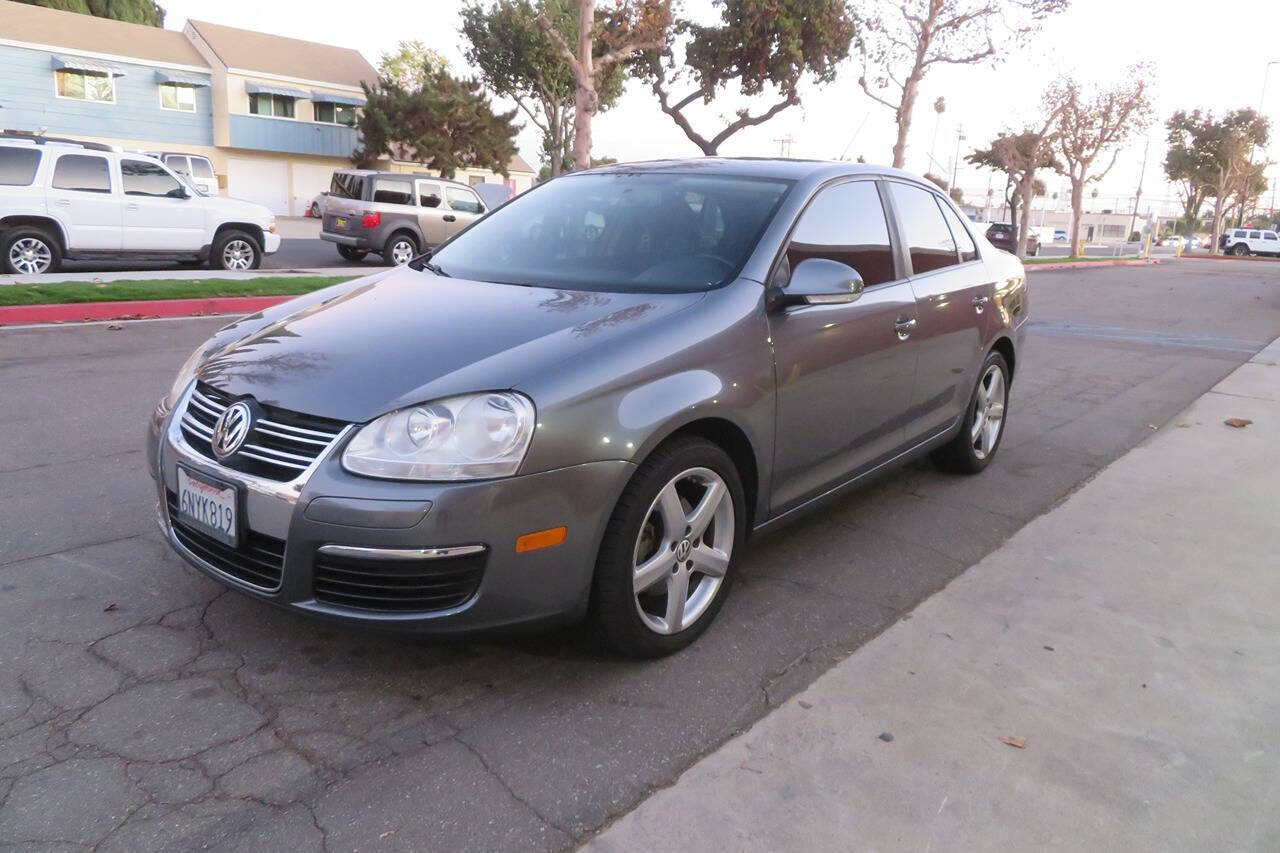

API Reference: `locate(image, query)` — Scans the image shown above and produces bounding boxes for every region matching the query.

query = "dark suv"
[320,169,488,265]
[986,222,1038,256]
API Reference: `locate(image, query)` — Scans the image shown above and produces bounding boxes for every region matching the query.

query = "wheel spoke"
[970,410,985,442]
[664,569,690,633]
[987,402,1005,421]
[634,548,675,594]
[690,543,729,578]
[685,480,724,539]
[656,482,687,537]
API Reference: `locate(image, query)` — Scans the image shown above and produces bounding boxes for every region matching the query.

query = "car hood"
[195,268,705,423]
[200,194,273,224]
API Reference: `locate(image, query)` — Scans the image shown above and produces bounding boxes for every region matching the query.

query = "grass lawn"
[0,276,355,307]
[1024,255,1144,265]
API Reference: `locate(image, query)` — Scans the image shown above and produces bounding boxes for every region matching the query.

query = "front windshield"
[176,172,207,197]
[429,172,793,293]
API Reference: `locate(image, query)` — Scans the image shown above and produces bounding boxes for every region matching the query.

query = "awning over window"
[245,82,309,99]
[310,91,365,106]
[156,70,210,87]
[52,55,126,77]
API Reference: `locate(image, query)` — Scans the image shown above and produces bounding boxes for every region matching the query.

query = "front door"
[119,158,205,251]
[444,186,485,237]
[46,153,120,251]
[769,179,919,514]
[885,181,991,439]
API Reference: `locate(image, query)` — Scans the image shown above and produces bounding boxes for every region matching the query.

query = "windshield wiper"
[424,260,450,277]
[408,252,450,276]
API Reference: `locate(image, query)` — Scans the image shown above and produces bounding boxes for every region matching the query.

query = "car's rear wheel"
[211,230,262,271]
[383,233,419,266]
[932,350,1010,474]
[1231,243,1250,256]
[3,228,61,275]
[310,202,321,218]
[337,245,369,261]
[592,436,745,658]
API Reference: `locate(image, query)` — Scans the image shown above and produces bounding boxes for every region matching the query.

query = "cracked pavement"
[2,261,1279,851]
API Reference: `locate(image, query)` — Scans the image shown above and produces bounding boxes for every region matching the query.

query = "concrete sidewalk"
[0,267,355,285]
[588,340,1280,852]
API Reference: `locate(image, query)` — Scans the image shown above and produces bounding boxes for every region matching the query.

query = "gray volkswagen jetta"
[148,158,1028,657]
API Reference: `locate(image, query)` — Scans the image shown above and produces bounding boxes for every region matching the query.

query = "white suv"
[0,134,279,274]
[1223,227,1280,256]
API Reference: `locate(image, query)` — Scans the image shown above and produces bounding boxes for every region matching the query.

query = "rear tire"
[3,227,62,275]
[932,351,1010,475]
[337,245,369,262]
[591,436,745,658]
[310,202,321,218]
[383,232,419,266]
[210,230,262,271]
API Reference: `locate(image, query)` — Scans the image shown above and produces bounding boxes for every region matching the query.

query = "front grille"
[313,550,485,613]
[166,490,285,590]
[180,382,347,482]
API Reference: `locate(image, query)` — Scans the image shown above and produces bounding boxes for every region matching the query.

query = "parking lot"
[2,260,1279,850]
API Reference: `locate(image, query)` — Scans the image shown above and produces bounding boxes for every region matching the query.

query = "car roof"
[580,156,928,184]
[333,168,471,189]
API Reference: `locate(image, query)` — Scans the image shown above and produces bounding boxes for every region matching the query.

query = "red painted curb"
[0,294,293,326]
[1028,259,1161,271]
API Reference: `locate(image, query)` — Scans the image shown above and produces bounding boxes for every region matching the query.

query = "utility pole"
[950,125,965,190]
[1128,136,1150,241]
[773,135,794,158]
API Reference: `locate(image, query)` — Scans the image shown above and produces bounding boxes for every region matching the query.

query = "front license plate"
[176,466,239,548]
[335,217,347,228]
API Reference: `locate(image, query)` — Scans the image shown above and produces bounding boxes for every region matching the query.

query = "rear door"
[444,185,485,237]
[768,178,919,514]
[885,180,991,441]
[414,179,450,245]
[47,152,120,251]
[120,158,205,251]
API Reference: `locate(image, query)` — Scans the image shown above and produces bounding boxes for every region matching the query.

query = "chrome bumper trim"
[316,544,486,561]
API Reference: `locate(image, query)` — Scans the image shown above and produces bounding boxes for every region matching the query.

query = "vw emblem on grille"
[211,401,253,459]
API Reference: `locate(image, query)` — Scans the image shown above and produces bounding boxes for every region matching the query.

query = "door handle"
[443,214,456,222]
[972,294,990,313]
[54,199,71,206]
[894,317,917,340]
[126,203,139,211]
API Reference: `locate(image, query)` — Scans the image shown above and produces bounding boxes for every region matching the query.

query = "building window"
[249,93,295,118]
[314,102,357,126]
[55,69,114,103]
[159,83,197,112]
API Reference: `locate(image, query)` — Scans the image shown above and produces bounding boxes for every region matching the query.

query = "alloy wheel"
[221,239,255,271]
[390,239,415,265]
[970,363,1006,460]
[631,467,734,635]
[9,237,52,274]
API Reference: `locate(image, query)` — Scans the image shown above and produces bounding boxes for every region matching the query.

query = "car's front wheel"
[932,350,1010,474]
[592,436,745,657]
[211,230,262,271]
[3,228,61,275]
[1231,243,1250,256]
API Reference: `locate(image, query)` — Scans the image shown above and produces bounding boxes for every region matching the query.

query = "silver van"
[320,169,487,265]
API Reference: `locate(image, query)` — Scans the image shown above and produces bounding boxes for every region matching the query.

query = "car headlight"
[164,346,205,409]
[342,392,536,481]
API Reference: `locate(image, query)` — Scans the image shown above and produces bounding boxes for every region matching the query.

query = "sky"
[158,0,1280,217]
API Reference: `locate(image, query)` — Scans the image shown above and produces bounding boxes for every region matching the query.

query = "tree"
[1165,109,1268,250]
[949,185,964,205]
[968,125,1059,257]
[17,0,163,25]
[856,0,1068,169]
[1164,110,1216,229]
[462,0,623,177]
[537,1,673,170]
[537,154,616,179]
[378,41,449,91]
[633,0,854,156]
[923,172,949,191]
[354,68,519,179]
[1049,70,1153,254]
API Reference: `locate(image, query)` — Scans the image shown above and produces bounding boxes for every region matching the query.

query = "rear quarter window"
[0,148,42,186]
[372,178,413,206]
[329,173,365,200]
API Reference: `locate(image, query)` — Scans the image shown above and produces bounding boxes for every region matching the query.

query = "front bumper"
[147,390,635,633]
[263,231,281,254]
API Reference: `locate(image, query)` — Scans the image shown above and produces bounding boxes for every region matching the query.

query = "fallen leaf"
[379,830,396,840]
[1147,424,1157,430]
[798,700,813,710]
[999,736,1027,749]
[878,732,894,743]
[1176,422,1191,428]
[1224,418,1253,429]
[105,323,123,331]
[103,603,118,612]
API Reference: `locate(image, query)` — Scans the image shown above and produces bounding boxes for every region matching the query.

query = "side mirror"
[771,258,864,309]
[167,186,189,200]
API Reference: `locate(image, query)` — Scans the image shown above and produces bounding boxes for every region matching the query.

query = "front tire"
[3,228,62,275]
[932,351,1010,474]
[1231,243,1250,256]
[591,437,745,658]
[210,230,262,271]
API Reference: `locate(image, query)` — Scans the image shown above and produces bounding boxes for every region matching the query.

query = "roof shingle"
[0,0,208,68]
[186,19,377,89]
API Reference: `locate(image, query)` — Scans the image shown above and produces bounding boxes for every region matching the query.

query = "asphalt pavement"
[1,261,1278,849]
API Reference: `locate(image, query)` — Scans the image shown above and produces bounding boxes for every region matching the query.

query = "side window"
[938,201,978,262]
[121,159,182,197]
[786,180,896,286]
[1248,230,1262,239]
[51,154,111,193]
[329,173,364,200]
[1234,230,1246,238]
[371,178,413,206]
[164,155,190,175]
[887,182,958,274]
[190,157,214,179]
[446,187,483,214]
[416,180,443,208]
[0,148,41,186]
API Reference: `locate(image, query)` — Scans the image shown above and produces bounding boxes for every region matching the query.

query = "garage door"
[226,159,289,215]
[292,163,337,217]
